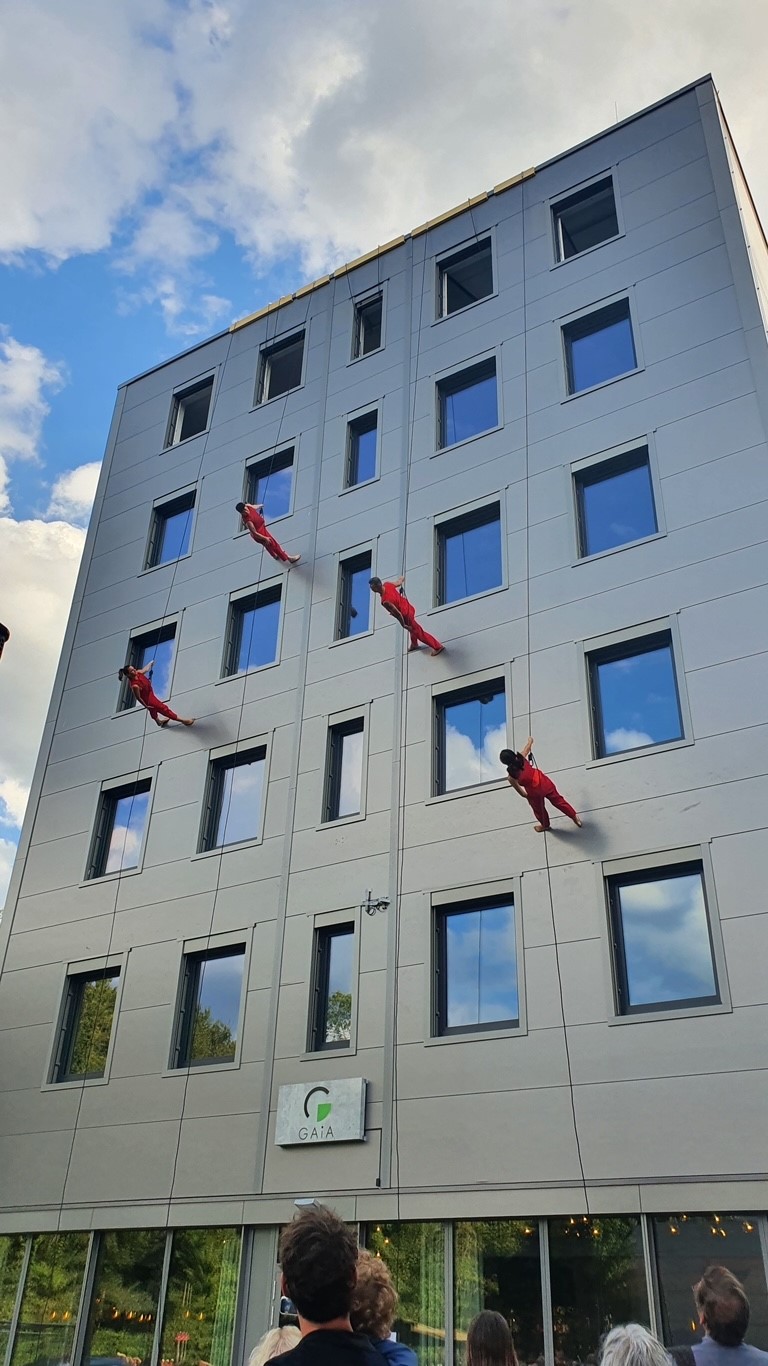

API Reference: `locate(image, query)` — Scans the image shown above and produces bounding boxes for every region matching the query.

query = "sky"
[2,0,768,908]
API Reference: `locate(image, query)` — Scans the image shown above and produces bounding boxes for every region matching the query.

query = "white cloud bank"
[0,330,64,510]
[47,461,101,525]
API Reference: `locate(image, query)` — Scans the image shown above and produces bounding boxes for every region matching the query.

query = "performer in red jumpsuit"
[0,623,9,660]
[500,738,582,832]
[369,576,444,655]
[118,663,195,727]
[236,502,300,564]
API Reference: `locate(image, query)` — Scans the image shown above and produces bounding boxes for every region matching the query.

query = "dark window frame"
[345,411,379,488]
[87,779,152,880]
[607,861,720,1016]
[434,895,519,1037]
[52,966,121,1082]
[587,628,683,760]
[352,294,383,359]
[435,501,502,606]
[324,717,365,822]
[437,237,494,317]
[437,357,498,449]
[200,747,267,852]
[119,622,177,710]
[244,447,295,520]
[433,677,506,796]
[256,332,306,404]
[173,944,247,1068]
[552,176,619,262]
[574,446,657,559]
[145,490,196,570]
[308,924,355,1052]
[336,551,373,640]
[166,376,214,447]
[223,585,282,677]
[563,298,637,396]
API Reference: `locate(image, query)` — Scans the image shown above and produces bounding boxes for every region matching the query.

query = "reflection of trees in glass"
[549,1218,649,1365]
[160,1228,241,1366]
[69,977,118,1078]
[366,1224,444,1366]
[190,1007,236,1064]
[85,1229,166,1366]
[325,991,352,1043]
[454,1221,543,1366]
[10,1233,89,1366]
[0,1236,27,1363]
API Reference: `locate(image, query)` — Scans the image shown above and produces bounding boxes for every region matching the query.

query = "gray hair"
[248,1326,301,1366]
[600,1324,670,1366]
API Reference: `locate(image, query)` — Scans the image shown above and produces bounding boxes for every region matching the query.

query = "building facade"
[2,73,768,1366]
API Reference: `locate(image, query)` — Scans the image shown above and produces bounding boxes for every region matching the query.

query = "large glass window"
[0,1236,27,1365]
[324,718,365,820]
[146,491,195,568]
[88,780,151,879]
[353,295,383,357]
[439,239,494,316]
[201,748,266,850]
[160,1228,241,1366]
[563,300,636,394]
[436,503,502,604]
[435,897,518,1035]
[438,359,498,448]
[366,1223,444,1366]
[575,448,657,557]
[53,968,120,1081]
[8,1233,89,1366]
[337,552,372,639]
[310,925,354,1050]
[652,1214,768,1348]
[257,333,305,403]
[553,178,619,261]
[608,862,719,1014]
[549,1217,649,1366]
[167,377,213,446]
[120,623,176,710]
[224,586,281,675]
[245,448,294,521]
[454,1221,543,1366]
[434,679,506,794]
[588,630,683,757]
[346,412,378,487]
[83,1229,166,1366]
[174,945,246,1068]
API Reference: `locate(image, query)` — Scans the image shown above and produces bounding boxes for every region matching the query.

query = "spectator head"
[599,1324,669,1366]
[351,1250,398,1340]
[279,1206,359,1326]
[693,1266,750,1347]
[248,1327,301,1366]
[467,1310,518,1366]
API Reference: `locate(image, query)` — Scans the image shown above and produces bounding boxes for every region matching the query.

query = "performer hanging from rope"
[500,738,582,832]
[236,502,300,565]
[0,622,9,660]
[118,662,195,728]
[369,576,444,655]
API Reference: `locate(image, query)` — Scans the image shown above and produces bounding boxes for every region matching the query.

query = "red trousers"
[525,779,578,830]
[384,601,443,652]
[249,528,291,563]
[141,691,180,725]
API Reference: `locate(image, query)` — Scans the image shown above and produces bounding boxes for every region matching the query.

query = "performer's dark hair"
[500,748,524,775]
[235,502,246,514]
[118,667,126,681]
[369,577,383,592]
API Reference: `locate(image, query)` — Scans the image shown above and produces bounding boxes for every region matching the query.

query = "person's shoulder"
[373,1338,418,1366]
[742,1346,768,1364]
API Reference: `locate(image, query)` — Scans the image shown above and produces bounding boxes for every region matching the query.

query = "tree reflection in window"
[9,1234,89,1366]
[548,1217,649,1365]
[0,1237,29,1365]
[366,1223,444,1366]
[454,1220,543,1366]
[84,1229,166,1366]
[161,1228,242,1366]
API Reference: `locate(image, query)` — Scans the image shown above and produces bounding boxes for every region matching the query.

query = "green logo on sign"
[317,1101,333,1123]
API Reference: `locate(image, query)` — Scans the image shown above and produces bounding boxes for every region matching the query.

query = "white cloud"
[605,727,655,753]
[0,838,17,913]
[47,461,101,525]
[445,721,506,791]
[0,330,64,510]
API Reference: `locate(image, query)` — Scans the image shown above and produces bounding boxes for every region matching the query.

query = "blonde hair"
[248,1326,301,1366]
[351,1249,398,1340]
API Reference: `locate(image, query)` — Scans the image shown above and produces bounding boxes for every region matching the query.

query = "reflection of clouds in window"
[445,719,506,791]
[105,792,148,872]
[217,758,264,846]
[196,953,244,1038]
[446,902,518,1029]
[605,726,654,753]
[338,728,364,817]
[618,872,717,1007]
[596,642,681,754]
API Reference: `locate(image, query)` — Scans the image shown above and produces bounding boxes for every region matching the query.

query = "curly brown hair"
[350,1249,398,1340]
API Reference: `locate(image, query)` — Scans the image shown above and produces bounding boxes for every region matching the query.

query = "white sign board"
[275,1078,367,1146]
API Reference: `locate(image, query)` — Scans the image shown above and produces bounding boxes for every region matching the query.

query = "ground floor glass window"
[548,1216,649,1365]
[652,1214,768,1348]
[9,1233,89,1366]
[366,1223,445,1366]
[0,1236,28,1363]
[160,1228,241,1366]
[454,1220,543,1366]
[84,1229,166,1366]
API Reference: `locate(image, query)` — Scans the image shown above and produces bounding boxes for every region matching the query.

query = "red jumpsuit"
[380,582,443,653]
[131,672,181,725]
[515,759,578,830]
[242,505,293,563]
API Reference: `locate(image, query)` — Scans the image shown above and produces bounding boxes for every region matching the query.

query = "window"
[160,1229,241,1365]
[83,1230,166,1366]
[548,1218,649,1362]
[167,376,213,446]
[324,718,365,821]
[88,780,151,878]
[575,447,657,557]
[588,629,683,757]
[366,1224,444,1366]
[337,551,372,639]
[353,295,383,357]
[436,503,502,605]
[434,678,505,794]
[0,1237,26,1366]
[245,447,294,521]
[608,861,719,1014]
[652,1215,768,1348]
[553,176,619,260]
[437,359,498,448]
[438,238,493,316]
[454,1221,543,1366]
[257,332,305,403]
[52,968,120,1081]
[563,299,636,394]
[8,1233,90,1366]
[173,945,246,1067]
[145,490,195,568]
[223,585,281,675]
[119,623,176,710]
[310,924,354,1050]
[435,896,518,1034]
[201,748,266,850]
[346,411,378,487]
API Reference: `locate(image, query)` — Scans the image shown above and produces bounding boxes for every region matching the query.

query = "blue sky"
[1,0,768,905]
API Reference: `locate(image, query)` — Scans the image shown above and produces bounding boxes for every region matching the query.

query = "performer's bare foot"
[408,643,420,652]
[288,554,301,564]
[431,645,444,656]
[573,815,583,827]
[182,718,195,727]
[157,718,169,728]
[534,823,547,833]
